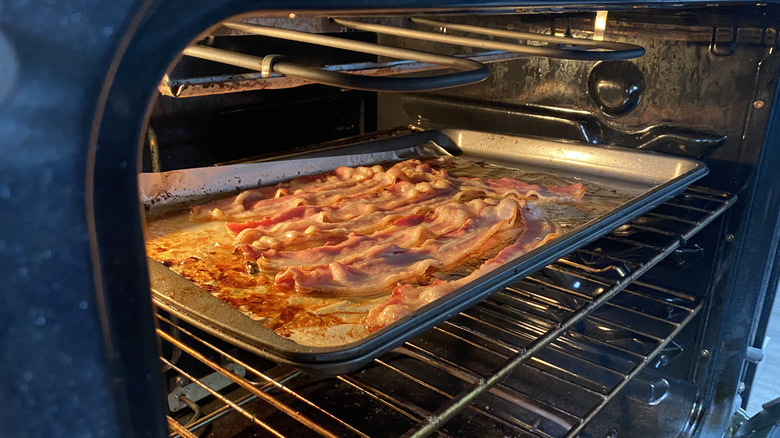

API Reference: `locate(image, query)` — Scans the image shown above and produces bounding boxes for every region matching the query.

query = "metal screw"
[171,376,189,388]
[701,349,710,357]
[754,100,765,109]
[725,234,735,242]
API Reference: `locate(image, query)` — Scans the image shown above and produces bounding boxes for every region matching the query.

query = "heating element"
[160,186,734,437]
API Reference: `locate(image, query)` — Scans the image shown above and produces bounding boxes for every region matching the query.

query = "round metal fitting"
[701,349,710,358]
[754,100,766,109]
[725,234,735,242]
[588,61,645,117]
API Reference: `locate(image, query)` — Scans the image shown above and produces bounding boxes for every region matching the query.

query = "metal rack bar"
[158,330,342,438]
[333,17,645,61]
[161,187,735,438]
[182,44,489,93]
[165,16,644,97]
[389,345,578,433]
[162,51,523,97]
[410,17,635,51]
[158,317,369,438]
[401,189,735,437]
[161,357,287,438]
[182,21,490,93]
[562,302,701,437]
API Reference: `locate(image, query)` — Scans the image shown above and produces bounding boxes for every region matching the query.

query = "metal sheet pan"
[145,129,707,375]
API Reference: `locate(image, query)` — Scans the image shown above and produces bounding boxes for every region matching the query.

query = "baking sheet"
[145,129,707,375]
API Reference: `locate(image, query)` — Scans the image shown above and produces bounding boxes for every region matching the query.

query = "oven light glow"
[594,11,608,41]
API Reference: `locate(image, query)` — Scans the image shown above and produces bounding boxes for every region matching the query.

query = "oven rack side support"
[160,186,735,438]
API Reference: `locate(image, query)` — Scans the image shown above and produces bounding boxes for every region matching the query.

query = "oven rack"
[159,186,734,438]
[162,16,644,97]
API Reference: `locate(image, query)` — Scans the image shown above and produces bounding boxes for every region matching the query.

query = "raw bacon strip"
[274,243,438,297]
[257,200,486,271]
[228,179,477,254]
[364,204,561,330]
[191,160,448,221]
[457,176,586,201]
[227,181,450,241]
[190,173,329,220]
[273,198,525,296]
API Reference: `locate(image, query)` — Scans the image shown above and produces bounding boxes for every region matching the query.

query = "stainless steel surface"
[440,129,700,188]
[161,187,734,437]
[333,17,644,61]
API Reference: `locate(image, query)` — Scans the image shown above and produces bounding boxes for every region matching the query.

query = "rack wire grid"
[159,185,735,438]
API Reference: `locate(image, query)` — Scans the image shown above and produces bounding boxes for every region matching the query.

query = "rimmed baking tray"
[144,129,707,375]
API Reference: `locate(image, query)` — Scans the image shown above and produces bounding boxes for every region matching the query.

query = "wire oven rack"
[158,186,734,438]
[162,16,643,97]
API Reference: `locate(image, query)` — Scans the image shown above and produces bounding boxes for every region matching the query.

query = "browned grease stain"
[145,217,364,338]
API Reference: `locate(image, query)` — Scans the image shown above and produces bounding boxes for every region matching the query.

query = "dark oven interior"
[3,2,780,438]
[137,6,780,437]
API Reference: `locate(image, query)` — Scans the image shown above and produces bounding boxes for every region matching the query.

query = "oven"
[2,1,780,437]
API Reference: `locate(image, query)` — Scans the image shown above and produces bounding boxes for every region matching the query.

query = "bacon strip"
[188,158,581,331]
[191,160,449,221]
[457,176,586,201]
[273,198,525,296]
[364,204,561,330]
[256,200,484,271]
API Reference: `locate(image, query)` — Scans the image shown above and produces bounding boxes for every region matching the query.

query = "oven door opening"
[83,4,780,438]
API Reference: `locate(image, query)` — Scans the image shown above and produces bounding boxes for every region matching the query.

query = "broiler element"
[165,16,643,96]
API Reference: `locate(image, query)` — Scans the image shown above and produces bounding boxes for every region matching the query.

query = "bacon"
[257,200,482,271]
[364,204,561,330]
[457,177,586,201]
[192,158,580,330]
[273,198,525,296]
[191,160,448,221]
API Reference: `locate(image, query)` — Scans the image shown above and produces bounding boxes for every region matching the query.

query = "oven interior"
[131,5,780,437]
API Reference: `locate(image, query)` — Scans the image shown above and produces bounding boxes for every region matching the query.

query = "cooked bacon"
[273,198,525,296]
[257,200,484,271]
[457,176,586,201]
[274,198,522,296]
[364,204,561,330]
[191,160,449,221]
[189,158,581,332]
